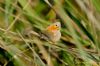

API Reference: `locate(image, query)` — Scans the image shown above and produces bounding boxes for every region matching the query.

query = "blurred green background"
[0,0,100,66]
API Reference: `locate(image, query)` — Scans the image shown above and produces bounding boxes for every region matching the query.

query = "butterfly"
[42,22,61,42]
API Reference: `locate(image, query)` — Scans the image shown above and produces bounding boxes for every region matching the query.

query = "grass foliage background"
[0,0,100,66]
